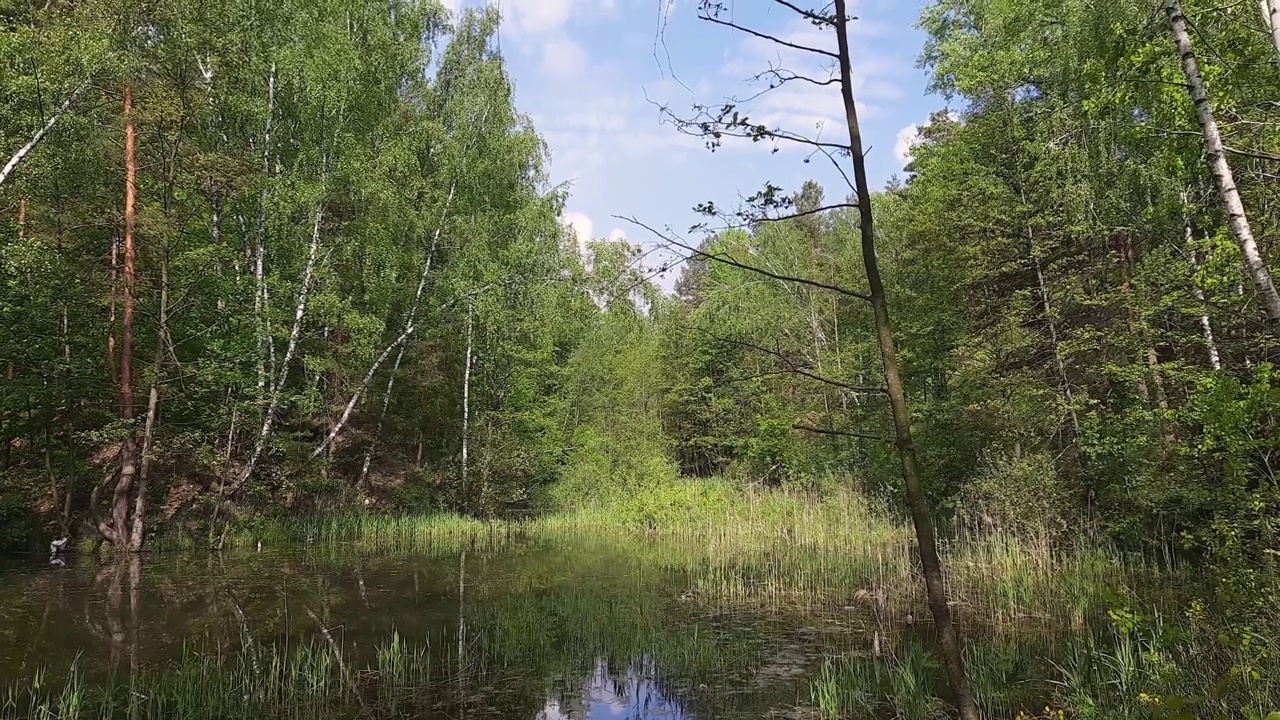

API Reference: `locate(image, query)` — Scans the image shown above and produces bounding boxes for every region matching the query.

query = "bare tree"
[637,2,981,717]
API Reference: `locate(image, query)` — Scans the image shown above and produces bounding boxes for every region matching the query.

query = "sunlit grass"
[33,482,1280,720]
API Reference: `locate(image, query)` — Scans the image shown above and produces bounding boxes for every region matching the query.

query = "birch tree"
[1163,0,1280,324]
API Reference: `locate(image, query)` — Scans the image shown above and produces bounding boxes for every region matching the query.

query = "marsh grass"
[32,483,1278,720]
[192,486,1143,626]
[3,631,441,720]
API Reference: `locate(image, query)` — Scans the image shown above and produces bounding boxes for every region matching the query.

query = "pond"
[0,532,1152,719]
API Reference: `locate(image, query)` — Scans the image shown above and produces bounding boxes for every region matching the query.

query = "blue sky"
[444,0,948,292]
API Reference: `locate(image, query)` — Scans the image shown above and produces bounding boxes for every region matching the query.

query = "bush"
[957,451,1072,539]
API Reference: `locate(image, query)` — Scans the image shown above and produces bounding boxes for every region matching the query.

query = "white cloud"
[537,88,706,185]
[501,0,574,34]
[541,35,588,78]
[608,227,626,241]
[499,0,621,35]
[562,211,594,252]
[894,123,920,167]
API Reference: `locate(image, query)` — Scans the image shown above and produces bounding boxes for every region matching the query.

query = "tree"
[1162,0,1280,325]
[643,2,981,716]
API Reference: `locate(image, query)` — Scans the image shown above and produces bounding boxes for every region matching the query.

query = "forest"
[1,0,1279,719]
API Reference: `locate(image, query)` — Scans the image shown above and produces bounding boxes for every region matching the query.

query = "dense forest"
[3,0,1280,717]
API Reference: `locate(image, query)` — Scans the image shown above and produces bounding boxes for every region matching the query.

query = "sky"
[441,0,949,292]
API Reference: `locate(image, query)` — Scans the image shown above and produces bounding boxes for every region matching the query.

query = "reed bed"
[3,632,437,720]
[26,485,1275,720]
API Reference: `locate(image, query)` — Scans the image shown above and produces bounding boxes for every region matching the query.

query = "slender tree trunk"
[461,302,474,503]
[254,63,277,397]
[2,194,14,466]
[220,400,238,491]
[358,183,455,485]
[122,83,137,426]
[831,3,979,718]
[1187,223,1223,370]
[228,203,325,498]
[107,82,140,550]
[129,250,169,553]
[1116,236,1153,402]
[311,322,420,460]
[1165,0,1280,323]
[45,401,57,522]
[1118,237,1176,445]
[108,232,119,387]
[1023,201,1080,439]
[0,364,10,472]
[1262,0,1280,64]
[62,304,70,364]
[0,77,90,188]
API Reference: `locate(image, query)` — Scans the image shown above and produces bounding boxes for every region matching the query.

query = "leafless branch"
[660,101,851,153]
[697,327,886,393]
[616,214,872,302]
[770,0,842,26]
[1144,127,1280,161]
[695,201,860,232]
[792,423,888,442]
[695,11,838,58]
[736,63,839,104]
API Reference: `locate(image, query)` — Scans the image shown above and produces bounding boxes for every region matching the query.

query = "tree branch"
[770,0,842,26]
[696,11,838,58]
[737,64,839,104]
[616,214,873,302]
[0,76,91,188]
[792,423,888,442]
[695,326,886,393]
[693,200,860,232]
[662,101,851,153]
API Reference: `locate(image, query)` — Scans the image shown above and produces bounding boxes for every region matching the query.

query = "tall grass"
[32,479,1278,720]
[3,632,437,720]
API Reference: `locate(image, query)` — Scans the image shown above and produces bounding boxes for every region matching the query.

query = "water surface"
[1,537,877,719]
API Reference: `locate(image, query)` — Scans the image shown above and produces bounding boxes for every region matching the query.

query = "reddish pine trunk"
[107,82,140,549]
[122,83,137,424]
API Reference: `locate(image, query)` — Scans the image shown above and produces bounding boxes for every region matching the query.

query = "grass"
[3,631,438,720]
[26,479,1280,720]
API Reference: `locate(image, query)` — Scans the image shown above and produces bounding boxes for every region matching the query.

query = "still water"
[0,537,871,719]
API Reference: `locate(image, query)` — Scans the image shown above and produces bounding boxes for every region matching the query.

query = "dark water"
[0,538,871,719]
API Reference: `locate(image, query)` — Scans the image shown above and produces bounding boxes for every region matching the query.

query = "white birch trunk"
[1165,0,1280,323]
[254,63,277,395]
[1262,0,1280,65]
[461,302,474,500]
[228,203,325,497]
[0,78,90,187]
[1187,224,1224,371]
[357,183,455,484]
[128,253,170,552]
[310,322,419,460]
